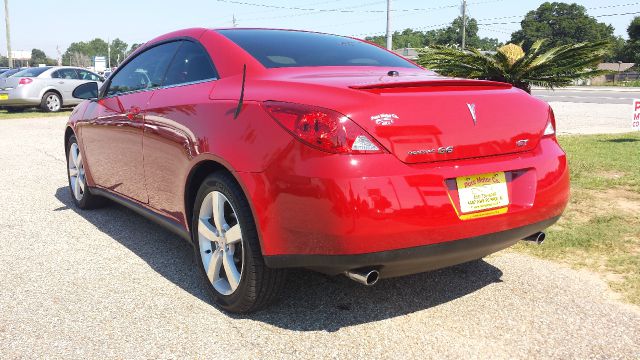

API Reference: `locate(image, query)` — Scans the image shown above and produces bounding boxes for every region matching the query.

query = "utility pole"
[461,0,467,50]
[107,38,111,69]
[232,14,237,27]
[385,0,392,50]
[4,0,12,68]
[56,45,62,66]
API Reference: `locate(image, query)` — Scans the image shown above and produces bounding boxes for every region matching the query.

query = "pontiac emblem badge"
[467,103,477,125]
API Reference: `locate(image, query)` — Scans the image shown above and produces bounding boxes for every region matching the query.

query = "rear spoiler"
[349,79,512,92]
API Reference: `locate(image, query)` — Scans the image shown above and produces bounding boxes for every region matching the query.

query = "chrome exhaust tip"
[522,232,545,245]
[344,268,380,286]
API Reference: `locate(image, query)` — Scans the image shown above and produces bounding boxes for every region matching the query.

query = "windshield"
[218,29,417,69]
[0,69,20,78]
[13,67,51,77]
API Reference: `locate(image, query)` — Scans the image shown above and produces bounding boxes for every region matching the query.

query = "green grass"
[560,133,640,191]
[0,109,72,120]
[619,80,640,87]
[600,80,640,87]
[513,132,640,305]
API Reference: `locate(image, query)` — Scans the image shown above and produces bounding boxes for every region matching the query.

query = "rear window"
[0,69,20,78]
[13,67,51,77]
[217,29,417,69]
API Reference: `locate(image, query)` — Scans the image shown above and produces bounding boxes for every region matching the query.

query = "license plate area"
[455,171,509,215]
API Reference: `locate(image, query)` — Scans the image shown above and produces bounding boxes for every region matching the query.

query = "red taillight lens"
[18,78,33,85]
[543,107,556,137]
[262,101,385,154]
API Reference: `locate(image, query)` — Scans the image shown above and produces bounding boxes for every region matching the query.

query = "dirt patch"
[592,188,640,214]
[569,188,640,223]
[598,171,625,180]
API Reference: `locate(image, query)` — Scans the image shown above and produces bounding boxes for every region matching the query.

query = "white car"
[0,66,104,112]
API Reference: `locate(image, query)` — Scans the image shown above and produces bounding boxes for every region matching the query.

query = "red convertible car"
[66,28,569,313]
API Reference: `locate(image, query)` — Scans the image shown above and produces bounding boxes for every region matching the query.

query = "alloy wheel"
[68,143,85,201]
[198,191,244,296]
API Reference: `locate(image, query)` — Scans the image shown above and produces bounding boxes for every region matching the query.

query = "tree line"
[366,3,640,64]
[0,38,143,68]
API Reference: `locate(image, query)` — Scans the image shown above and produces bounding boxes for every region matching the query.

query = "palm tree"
[417,40,610,93]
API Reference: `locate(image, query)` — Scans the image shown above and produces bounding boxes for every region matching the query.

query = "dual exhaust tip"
[523,231,545,245]
[344,232,546,286]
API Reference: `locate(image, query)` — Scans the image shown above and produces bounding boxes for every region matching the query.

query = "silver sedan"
[0,66,104,112]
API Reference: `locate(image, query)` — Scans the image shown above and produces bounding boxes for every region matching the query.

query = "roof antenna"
[234,64,246,120]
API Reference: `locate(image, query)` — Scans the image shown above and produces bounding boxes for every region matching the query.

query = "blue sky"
[1,0,638,57]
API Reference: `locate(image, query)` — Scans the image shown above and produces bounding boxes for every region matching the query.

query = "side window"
[163,41,218,87]
[78,70,100,81]
[106,41,181,96]
[54,69,79,80]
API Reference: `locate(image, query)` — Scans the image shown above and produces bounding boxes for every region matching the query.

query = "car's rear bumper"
[0,89,40,106]
[237,136,569,256]
[264,216,558,277]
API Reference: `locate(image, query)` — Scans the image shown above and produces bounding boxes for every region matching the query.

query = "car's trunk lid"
[346,79,547,163]
[262,68,549,164]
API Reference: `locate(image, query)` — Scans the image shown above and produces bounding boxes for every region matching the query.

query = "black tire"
[41,91,62,112]
[5,106,26,113]
[66,135,105,209]
[192,172,286,313]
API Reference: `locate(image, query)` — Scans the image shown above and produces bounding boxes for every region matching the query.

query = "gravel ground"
[549,101,633,135]
[1,116,639,359]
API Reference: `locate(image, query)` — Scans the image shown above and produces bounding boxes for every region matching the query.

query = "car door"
[79,41,182,204]
[143,40,219,225]
[51,68,81,102]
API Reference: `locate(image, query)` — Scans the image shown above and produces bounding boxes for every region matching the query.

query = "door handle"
[58,81,64,84]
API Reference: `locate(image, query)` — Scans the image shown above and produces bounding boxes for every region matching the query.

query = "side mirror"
[73,82,99,100]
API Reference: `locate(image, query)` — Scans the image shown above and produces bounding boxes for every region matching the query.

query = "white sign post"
[633,99,640,131]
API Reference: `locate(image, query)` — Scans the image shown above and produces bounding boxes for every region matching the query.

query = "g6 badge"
[370,113,398,126]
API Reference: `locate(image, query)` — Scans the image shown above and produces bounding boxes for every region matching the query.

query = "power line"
[354,9,640,38]
[241,1,385,22]
[215,0,459,13]
[474,2,640,23]
[477,11,640,26]
[240,0,347,16]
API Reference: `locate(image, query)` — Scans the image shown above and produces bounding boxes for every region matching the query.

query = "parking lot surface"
[1,116,639,359]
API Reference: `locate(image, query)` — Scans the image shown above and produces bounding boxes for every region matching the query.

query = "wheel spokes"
[76,152,82,170]
[211,192,227,233]
[78,177,85,193]
[225,224,242,244]
[71,145,80,169]
[198,217,218,242]
[73,175,82,199]
[223,249,241,291]
[206,249,223,283]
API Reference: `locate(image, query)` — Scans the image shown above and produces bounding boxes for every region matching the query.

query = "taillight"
[262,101,385,154]
[543,107,556,137]
[18,78,33,85]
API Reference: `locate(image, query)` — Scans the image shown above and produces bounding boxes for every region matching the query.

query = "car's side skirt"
[90,187,191,242]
